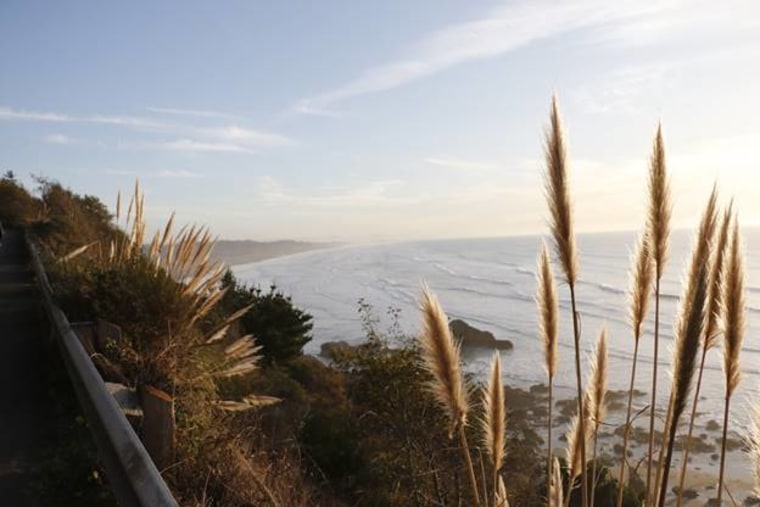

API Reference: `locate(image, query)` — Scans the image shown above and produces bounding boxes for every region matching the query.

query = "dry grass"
[481,351,506,507]
[419,285,469,433]
[543,95,588,507]
[563,414,588,507]
[656,189,717,507]
[419,285,480,506]
[645,123,673,501]
[717,217,745,504]
[722,219,744,398]
[550,457,563,507]
[629,232,654,340]
[481,351,506,472]
[676,203,734,504]
[706,204,734,349]
[647,124,671,279]
[617,232,652,507]
[586,329,607,507]
[537,241,559,498]
[543,95,578,286]
[537,242,559,380]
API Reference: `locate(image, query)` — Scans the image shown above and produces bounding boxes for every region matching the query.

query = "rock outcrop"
[319,340,358,360]
[449,319,513,350]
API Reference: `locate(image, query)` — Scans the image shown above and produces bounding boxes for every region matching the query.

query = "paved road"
[0,229,59,505]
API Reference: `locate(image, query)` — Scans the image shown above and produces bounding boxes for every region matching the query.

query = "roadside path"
[0,229,58,505]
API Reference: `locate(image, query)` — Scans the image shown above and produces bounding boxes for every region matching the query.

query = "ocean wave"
[514,266,535,276]
[432,262,457,276]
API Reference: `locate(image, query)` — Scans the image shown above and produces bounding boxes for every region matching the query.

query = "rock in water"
[319,340,358,360]
[449,319,513,350]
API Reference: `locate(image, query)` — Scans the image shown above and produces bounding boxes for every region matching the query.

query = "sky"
[2,1,760,242]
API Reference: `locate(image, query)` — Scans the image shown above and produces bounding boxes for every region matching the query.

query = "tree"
[0,176,39,227]
[220,270,313,364]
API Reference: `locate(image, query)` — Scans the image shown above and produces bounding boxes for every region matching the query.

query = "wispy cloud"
[125,139,257,154]
[1,106,172,131]
[201,126,294,148]
[146,106,239,120]
[1,108,70,122]
[43,133,76,145]
[586,0,760,48]
[292,1,663,113]
[154,169,202,178]
[575,64,672,114]
[423,157,499,171]
[0,106,295,154]
[288,102,342,118]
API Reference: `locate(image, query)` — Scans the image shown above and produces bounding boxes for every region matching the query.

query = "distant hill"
[211,240,341,267]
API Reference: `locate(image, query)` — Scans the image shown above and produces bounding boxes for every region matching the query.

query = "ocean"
[232,229,760,432]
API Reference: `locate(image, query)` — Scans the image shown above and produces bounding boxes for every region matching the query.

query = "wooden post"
[139,384,175,470]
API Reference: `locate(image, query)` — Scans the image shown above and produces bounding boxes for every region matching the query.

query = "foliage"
[0,173,40,227]
[33,177,123,257]
[219,270,313,365]
[49,256,191,389]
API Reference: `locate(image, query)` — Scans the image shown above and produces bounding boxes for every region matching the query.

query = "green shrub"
[219,270,313,365]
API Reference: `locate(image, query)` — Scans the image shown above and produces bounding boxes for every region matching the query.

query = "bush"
[219,270,313,365]
[0,172,39,227]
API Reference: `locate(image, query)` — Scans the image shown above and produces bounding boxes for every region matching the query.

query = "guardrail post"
[139,385,175,471]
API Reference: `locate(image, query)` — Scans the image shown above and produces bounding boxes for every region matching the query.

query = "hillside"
[210,239,340,266]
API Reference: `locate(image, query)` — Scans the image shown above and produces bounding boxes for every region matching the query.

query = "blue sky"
[2,1,760,241]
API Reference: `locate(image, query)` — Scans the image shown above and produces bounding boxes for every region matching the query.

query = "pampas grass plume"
[544,95,578,285]
[419,285,469,433]
[481,351,506,471]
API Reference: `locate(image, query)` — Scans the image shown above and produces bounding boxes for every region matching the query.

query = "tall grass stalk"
[717,218,744,505]
[419,286,480,507]
[586,329,607,507]
[645,124,672,504]
[616,232,653,507]
[656,190,717,507]
[481,351,506,507]
[676,204,732,505]
[537,242,559,504]
[543,95,586,507]
[550,458,563,507]
[563,413,588,507]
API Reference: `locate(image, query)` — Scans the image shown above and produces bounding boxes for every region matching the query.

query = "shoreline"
[506,381,756,505]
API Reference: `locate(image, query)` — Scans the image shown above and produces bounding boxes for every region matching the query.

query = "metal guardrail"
[26,234,178,507]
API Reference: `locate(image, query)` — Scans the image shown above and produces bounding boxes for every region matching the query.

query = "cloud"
[575,64,671,114]
[154,169,202,179]
[0,107,70,122]
[587,0,760,48]
[0,106,295,153]
[43,133,76,145]
[127,139,257,154]
[288,102,342,118]
[201,126,295,148]
[292,1,665,113]
[146,107,239,120]
[423,157,499,171]
[0,106,173,131]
